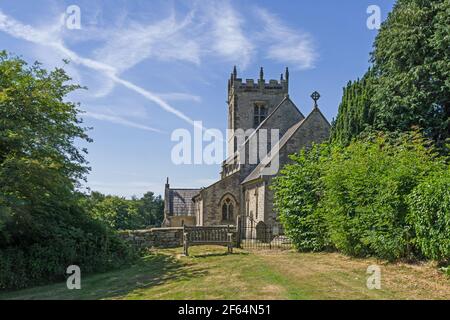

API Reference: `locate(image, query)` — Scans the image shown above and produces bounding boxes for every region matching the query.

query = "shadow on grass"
[1,253,209,300]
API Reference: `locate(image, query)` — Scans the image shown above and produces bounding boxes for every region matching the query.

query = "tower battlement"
[226,66,292,156]
[228,67,289,98]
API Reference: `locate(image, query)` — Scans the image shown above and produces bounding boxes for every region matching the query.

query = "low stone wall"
[120,227,183,249]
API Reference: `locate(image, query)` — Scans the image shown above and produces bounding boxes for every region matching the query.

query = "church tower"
[227,66,289,156]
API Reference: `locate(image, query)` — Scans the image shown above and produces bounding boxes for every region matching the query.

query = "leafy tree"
[139,192,164,227]
[0,52,134,290]
[331,0,450,148]
[371,0,450,146]
[0,50,90,247]
[84,191,164,230]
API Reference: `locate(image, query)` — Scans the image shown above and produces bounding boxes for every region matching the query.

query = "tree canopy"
[331,0,450,147]
[0,51,91,246]
[82,191,164,230]
[0,52,134,290]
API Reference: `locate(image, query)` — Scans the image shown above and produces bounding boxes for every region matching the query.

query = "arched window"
[221,198,234,221]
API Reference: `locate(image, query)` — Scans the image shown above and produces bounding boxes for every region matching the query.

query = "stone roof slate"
[241,106,330,185]
[167,189,200,216]
[241,118,305,184]
[224,96,304,165]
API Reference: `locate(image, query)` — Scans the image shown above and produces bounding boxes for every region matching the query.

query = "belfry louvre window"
[254,104,267,127]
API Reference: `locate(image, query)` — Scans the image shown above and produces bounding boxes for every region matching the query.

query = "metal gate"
[237,215,293,250]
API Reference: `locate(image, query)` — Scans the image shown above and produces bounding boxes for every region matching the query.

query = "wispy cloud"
[255,8,317,70]
[94,12,201,74]
[0,9,199,128]
[157,92,202,103]
[83,111,163,133]
[203,2,254,68]
[0,2,317,133]
[92,1,254,76]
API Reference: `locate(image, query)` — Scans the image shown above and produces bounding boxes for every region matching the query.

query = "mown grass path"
[1,246,449,300]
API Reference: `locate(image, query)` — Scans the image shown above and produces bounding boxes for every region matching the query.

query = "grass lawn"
[1,246,449,300]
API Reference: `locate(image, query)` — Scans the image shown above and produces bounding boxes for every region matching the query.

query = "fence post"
[236,216,241,248]
[269,225,272,249]
[227,225,232,254]
[183,225,189,256]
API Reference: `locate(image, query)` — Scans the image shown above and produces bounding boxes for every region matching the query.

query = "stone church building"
[163,67,330,228]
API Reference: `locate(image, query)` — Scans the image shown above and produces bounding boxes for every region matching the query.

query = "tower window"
[254,104,267,127]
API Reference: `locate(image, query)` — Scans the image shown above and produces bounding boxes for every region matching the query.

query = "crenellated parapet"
[228,66,289,100]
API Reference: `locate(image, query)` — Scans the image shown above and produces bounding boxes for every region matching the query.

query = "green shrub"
[407,168,450,262]
[321,132,444,260]
[272,144,332,252]
[0,207,136,290]
[274,131,447,261]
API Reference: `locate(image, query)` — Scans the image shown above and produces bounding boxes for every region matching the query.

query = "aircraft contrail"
[0,10,201,130]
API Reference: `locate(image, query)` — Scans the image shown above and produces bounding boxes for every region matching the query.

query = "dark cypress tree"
[331,70,376,145]
[332,0,449,148]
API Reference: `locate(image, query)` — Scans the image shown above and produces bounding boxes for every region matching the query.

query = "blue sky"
[0,0,396,197]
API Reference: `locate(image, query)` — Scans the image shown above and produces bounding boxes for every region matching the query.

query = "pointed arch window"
[221,198,234,221]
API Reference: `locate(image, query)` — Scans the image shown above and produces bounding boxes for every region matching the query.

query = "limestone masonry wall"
[120,228,183,248]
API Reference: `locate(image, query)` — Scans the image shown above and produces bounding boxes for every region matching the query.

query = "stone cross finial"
[311,91,321,108]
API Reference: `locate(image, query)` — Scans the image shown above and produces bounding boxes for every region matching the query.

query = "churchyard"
[2,246,449,300]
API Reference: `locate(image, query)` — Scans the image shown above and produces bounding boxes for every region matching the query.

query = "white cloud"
[0,3,317,132]
[85,103,149,119]
[0,10,199,129]
[255,8,317,70]
[94,12,201,74]
[157,92,202,103]
[90,1,254,79]
[83,111,163,133]
[203,2,254,68]
[0,11,55,44]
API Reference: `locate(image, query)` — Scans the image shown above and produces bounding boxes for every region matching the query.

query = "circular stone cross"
[311,91,321,107]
